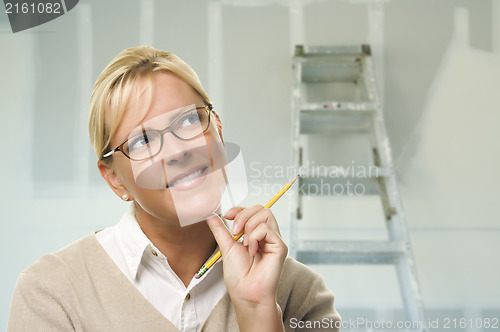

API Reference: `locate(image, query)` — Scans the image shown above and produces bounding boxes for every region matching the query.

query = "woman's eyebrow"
[129,105,195,136]
[167,106,189,122]
[150,105,195,125]
[125,126,148,141]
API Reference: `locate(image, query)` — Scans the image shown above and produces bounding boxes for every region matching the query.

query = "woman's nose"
[161,132,193,166]
[167,150,192,165]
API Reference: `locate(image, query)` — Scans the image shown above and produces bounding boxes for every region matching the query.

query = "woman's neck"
[134,205,217,287]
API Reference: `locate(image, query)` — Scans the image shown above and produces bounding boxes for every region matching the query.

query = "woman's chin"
[167,172,226,226]
[173,191,224,227]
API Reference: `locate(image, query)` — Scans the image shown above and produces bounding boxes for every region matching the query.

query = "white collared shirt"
[96,210,227,332]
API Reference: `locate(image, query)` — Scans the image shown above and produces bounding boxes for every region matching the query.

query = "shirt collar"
[115,208,158,279]
[115,208,227,282]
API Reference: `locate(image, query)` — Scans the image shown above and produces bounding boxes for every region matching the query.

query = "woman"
[8,46,340,331]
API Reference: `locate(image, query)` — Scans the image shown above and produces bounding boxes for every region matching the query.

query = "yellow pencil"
[195,174,299,279]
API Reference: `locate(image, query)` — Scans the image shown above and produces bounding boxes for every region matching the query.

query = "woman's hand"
[206,205,287,332]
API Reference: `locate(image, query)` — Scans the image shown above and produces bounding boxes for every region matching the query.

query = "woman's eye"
[129,133,153,151]
[179,112,201,128]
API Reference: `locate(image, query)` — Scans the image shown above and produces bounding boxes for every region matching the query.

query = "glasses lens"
[174,108,209,140]
[126,130,162,160]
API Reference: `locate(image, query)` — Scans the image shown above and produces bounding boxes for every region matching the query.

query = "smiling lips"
[166,166,209,190]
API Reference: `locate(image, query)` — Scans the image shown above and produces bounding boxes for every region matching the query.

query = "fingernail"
[243,235,248,246]
[231,222,237,235]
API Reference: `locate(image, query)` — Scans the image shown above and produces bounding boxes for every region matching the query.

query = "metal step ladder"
[289,44,426,330]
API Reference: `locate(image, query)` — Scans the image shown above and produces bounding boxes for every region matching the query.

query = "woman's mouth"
[167,166,209,190]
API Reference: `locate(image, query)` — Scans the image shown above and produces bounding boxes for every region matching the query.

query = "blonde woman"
[8,46,340,332]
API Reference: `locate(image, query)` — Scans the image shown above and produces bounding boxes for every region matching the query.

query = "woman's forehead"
[110,71,202,144]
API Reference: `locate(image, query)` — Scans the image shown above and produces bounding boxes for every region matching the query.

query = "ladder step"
[299,102,378,112]
[299,175,381,196]
[296,240,406,265]
[299,105,377,134]
[300,166,392,178]
[296,44,371,57]
[301,59,362,83]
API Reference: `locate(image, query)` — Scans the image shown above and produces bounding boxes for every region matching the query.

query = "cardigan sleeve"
[7,266,77,331]
[278,257,341,332]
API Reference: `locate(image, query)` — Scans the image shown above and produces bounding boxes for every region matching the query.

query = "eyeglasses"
[102,105,212,161]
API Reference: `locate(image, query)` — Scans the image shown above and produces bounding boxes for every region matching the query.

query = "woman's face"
[103,71,226,226]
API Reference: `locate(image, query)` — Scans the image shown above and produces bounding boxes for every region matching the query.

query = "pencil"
[195,174,300,279]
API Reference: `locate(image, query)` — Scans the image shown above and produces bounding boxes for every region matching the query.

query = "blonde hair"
[89,46,220,162]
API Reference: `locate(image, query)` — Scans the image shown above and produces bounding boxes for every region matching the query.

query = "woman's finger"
[243,208,280,238]
[246,223,287,258]
[205,214,236,257]
[224,206,244,220]
[230,205,264,235]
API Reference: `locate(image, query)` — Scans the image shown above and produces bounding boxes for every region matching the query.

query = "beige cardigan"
[7,234,340,331]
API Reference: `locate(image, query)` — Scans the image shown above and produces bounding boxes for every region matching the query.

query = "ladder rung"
[299,176,380,196]
[299,102,378,112]
[295,44,371,57]
[296,240,406,265]
[301,60,362,83]
[299,104,378,134]
[300,166,391,179]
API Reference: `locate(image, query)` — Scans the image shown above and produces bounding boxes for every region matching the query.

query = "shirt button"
[185,293,191,301]
[151,249,158,256]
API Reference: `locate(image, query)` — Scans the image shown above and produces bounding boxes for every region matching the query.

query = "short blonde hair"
[89,46,219,161]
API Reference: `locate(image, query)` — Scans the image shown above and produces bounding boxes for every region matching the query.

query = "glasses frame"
[102,105,213,161]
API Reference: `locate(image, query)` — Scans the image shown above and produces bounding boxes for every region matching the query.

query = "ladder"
[289,44,426,329]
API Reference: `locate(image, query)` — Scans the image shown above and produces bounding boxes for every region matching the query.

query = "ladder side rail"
[370,109,427,327]
[363,51,426,329]
[361,55,380,105]
[363,54,402,226]
[395,250,427,327]
[363,54,418,259]
[362,54,398,222]
[289,56,303,258]
[356,54,370,103]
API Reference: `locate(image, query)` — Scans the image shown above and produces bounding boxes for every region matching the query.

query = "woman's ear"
[97,160,131,200]
[211,110,224,143]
